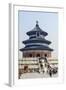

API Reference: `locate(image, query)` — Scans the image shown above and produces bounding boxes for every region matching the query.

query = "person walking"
[44,54,48,63]
[49,69,52,77]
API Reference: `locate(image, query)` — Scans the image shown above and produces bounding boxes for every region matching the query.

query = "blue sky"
[18,11,58,59]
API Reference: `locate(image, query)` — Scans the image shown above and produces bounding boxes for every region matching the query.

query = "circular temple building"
[20,21,53,58]
[19,21,54,77]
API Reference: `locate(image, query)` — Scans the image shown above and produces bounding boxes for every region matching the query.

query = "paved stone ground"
[20,72,58,79]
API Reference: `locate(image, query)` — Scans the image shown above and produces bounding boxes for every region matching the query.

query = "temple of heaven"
[20,21,53,58]
[18,21,54,78]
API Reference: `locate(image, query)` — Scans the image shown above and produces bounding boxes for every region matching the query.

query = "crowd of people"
[38,54,58,77]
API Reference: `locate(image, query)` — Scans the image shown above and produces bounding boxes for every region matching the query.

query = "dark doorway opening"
[44,54,47,57]
[37,54,40,57]
[29,54,32,57]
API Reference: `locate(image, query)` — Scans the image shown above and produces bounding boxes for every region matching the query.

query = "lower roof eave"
[20,48,53,52]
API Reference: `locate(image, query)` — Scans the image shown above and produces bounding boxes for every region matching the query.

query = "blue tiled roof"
[27,23,48,36]
[23,38,51,45]
[20,21,53,52]
[20,44,53,51]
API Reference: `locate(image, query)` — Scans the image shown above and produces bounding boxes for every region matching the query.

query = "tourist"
[49,69,52,77]
[44,54,48,63]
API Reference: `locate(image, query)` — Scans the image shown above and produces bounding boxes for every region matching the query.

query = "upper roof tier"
[26,21,48,36]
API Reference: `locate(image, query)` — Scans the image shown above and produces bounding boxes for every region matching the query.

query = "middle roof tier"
[23,38,51,45]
